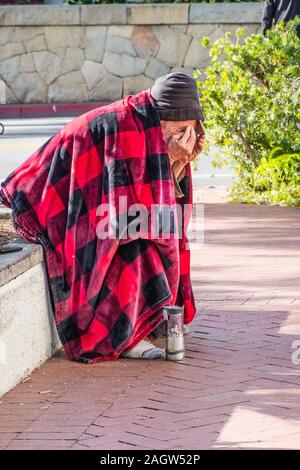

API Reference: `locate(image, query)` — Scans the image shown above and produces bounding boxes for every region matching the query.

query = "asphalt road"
[0,117,234,187]
[0,118,70,182]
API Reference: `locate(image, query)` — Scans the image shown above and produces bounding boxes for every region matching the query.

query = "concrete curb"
[0,207,12,219]
[0,101,110,118]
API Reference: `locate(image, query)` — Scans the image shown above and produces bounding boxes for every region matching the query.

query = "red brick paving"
[0,203,300,450]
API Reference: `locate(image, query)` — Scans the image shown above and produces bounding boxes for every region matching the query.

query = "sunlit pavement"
[0,203,300,450]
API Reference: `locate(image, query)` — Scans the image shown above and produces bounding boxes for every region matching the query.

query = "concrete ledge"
[190,3,263,24]
[128,4,189,25]
[0,3,263,26]
[0,5,81,26]
[0,238,61,397]
[0,239,43,287]
[80,5,128,26]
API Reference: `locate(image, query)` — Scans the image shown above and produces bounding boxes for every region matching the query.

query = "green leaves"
[196,18,300,206]
[201,37,211,48]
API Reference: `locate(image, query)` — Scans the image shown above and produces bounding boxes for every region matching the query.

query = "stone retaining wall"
[0,3,263,104]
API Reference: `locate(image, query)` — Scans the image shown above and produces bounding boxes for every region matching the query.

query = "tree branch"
[236,130,258,167]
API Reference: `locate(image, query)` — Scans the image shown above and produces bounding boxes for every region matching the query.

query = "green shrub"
[254,152,300,190]
[196,18,300,206]
[230,150,300,206]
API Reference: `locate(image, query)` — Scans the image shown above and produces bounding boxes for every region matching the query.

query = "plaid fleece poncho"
[0,89,196,363]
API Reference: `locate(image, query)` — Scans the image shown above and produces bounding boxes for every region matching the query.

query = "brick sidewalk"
[1,203,300,450]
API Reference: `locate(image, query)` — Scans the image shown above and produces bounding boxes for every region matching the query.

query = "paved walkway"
[1,203,300,450]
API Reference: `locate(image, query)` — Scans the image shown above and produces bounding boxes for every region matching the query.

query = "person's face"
[160,119,206,163]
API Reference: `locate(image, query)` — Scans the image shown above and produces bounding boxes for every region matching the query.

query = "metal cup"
[163,305,185,361]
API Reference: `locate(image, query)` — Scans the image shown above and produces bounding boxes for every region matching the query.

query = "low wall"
[0,238,61,397]
[0,3,263,104]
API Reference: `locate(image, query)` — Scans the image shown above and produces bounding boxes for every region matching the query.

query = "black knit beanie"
[150,72,204,122]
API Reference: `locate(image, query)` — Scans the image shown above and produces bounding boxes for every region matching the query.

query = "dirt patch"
[0,218,18,246]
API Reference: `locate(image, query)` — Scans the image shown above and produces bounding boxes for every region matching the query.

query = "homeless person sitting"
[0,72,206,363]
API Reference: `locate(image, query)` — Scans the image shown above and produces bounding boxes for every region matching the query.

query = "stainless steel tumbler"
[163,305,185,361]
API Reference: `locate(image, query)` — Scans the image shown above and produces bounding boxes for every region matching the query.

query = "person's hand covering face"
[168,123,205,161]
[167,122,206,179]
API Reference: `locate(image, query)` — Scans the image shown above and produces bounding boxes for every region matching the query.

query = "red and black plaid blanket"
[0,89,196,363]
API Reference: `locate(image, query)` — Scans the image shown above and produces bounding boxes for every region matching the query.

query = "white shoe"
[120,339,165,360]
[183,324,190,335]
